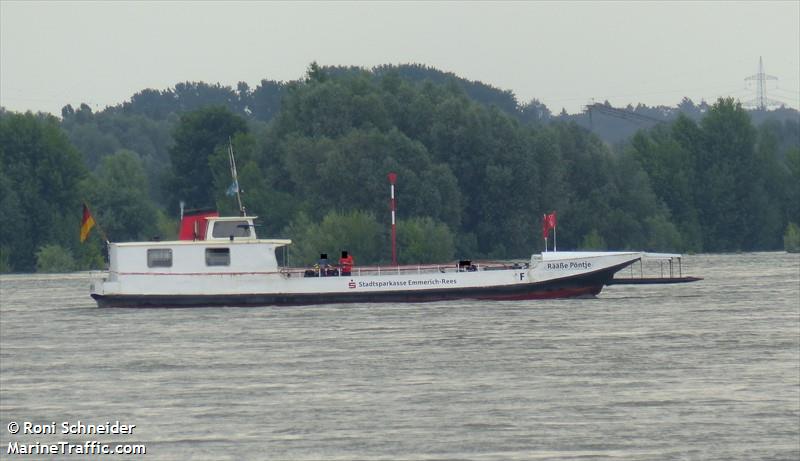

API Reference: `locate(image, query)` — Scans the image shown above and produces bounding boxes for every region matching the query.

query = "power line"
[773,87,800,96]
[585,103,664,128]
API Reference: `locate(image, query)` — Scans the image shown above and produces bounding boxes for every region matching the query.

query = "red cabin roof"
[179,210,219,241]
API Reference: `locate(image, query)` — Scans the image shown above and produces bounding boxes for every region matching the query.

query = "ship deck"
[280,261,527,278]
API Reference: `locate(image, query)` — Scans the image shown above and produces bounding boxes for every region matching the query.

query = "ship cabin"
[106,214,291,279]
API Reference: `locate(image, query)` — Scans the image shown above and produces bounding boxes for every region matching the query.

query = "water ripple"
[1,253,798,460]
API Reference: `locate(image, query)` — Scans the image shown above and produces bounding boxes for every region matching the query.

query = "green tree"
[249,79,288,122]
[0,112,87,271]
[784,222,800,253]
[782,147,800,226]
[580,229,606,250]
[0,246,11,273]
[629,119,702,250]
[0,169,25,272]
[281,212,320,265]
[696,98,758,250]
[397,217,455,264]
[751,122,789,248]
[81,150,160,243]
[278,127,462,231]
[630,98,792,252]
[35,244,76,273]
[643,215,683,251]
[551,122,618,250]
[282,210,383,266]
[167,106,247,210]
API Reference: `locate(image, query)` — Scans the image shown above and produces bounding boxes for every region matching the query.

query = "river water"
[1,253,798,460]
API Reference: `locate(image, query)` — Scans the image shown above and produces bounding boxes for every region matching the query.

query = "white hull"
[90,214,693,307]
[91,247,644,307]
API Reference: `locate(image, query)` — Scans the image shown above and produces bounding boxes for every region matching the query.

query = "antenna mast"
[228,138,245,216]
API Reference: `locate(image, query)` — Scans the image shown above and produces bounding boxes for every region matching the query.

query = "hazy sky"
[2,1,798,115]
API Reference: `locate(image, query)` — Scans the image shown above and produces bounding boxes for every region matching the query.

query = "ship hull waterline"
[91,262,628,308]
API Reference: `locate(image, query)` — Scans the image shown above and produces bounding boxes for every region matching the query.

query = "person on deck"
[339,251,354,276]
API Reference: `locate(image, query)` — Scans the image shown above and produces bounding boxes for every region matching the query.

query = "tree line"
[1,63,798,272]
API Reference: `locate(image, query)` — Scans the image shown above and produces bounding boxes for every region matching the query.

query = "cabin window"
[211,221,251,239]
[206,248,230,266]
[147,249,172,268]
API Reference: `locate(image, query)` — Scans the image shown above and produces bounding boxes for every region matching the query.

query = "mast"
[388,172,398,266]
[228,138,245,216]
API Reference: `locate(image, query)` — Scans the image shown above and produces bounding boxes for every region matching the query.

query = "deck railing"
[280,261,527,278]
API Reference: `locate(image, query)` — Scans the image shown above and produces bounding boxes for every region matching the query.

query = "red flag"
[542,212,557,239]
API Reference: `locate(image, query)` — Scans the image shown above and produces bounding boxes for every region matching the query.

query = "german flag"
[80,203,96,243]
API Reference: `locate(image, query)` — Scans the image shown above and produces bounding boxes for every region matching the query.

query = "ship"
[89,211,699,308]
[89,144,699,308]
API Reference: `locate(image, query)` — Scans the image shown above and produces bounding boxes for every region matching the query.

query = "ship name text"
[546,261,592,270]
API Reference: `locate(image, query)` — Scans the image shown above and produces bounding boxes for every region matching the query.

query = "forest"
[1,63,798,272]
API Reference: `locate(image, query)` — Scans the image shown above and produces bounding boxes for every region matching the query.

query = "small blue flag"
[226,180,239,197]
